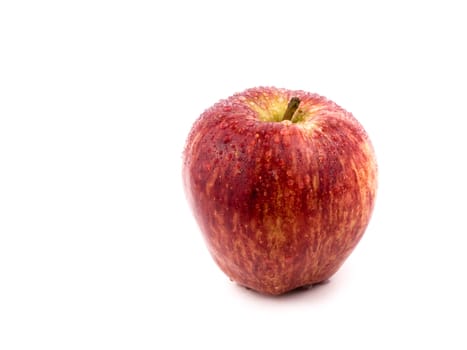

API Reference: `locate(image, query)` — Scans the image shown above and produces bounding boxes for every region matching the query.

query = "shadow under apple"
[230,270,349,303]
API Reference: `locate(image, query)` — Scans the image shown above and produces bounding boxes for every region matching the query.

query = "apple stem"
[282,97,301,122]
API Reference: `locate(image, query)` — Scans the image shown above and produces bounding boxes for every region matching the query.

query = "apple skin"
[183,87,377,295]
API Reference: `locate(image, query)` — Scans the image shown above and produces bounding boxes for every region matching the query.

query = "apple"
[182,87,377,295]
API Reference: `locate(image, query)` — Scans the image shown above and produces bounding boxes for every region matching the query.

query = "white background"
[1,1,466,349]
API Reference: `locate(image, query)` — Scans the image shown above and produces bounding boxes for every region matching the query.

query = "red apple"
[183,87,377,295]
